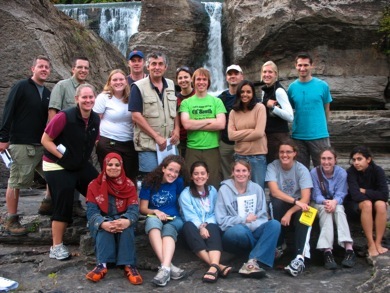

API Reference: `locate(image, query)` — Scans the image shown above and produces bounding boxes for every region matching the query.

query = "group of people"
[0,51,388,287]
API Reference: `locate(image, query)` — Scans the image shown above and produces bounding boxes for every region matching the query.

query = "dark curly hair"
[142,155,189,192]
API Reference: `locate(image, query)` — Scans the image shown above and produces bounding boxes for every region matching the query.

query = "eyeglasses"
[279,150,295,155]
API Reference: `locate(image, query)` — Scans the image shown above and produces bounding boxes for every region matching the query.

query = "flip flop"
[219,265,232,278]
[202,264,220,283]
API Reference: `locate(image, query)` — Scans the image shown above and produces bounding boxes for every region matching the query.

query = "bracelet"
[293,199,297,205]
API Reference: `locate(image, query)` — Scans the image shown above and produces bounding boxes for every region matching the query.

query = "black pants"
[45,163,98,223]
[271,197,310,256]
[182,222,223,253]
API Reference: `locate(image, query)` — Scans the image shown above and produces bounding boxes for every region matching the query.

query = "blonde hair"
[103,69,130,103]
[260,60,278,83]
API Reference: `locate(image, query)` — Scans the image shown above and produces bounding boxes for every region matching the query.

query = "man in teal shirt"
[288,52,332,169]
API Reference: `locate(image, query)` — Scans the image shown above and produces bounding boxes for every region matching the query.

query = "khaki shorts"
[8,144,44,189]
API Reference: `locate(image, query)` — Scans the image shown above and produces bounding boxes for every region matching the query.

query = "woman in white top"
[94,69,138,184]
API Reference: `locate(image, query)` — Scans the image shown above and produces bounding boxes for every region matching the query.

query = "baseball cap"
[128,50,144,60]
[226,64,243,74]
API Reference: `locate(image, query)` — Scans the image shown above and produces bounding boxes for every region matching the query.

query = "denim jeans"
[234,154,267,190]
[95,225,137,266]
[221,220,280,267]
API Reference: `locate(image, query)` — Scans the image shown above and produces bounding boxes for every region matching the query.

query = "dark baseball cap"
[128,50,144,60]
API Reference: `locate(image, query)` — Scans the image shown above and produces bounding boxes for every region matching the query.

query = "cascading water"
[99,7,141,56]
[55,3,141,57]
[202,2,226,93]
[62,8,88,26]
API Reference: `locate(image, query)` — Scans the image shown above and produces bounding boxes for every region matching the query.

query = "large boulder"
[129,0,209,78]
[223,0,390,110]
[0,0,127,121]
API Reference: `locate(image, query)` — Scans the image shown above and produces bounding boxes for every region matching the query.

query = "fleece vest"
[44,107,100,170]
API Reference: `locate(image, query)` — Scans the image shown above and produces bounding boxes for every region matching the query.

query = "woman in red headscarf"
[85,152,142,285]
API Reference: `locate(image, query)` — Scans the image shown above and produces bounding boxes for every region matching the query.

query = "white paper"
[236,193,257,218]
[156,138,178,164]
[0,276,19,291]
[0,150,13,168]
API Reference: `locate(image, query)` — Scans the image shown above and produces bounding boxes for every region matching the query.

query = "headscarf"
[86,152,138,214]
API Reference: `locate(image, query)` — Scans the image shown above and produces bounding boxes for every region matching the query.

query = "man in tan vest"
[128,51,180,174]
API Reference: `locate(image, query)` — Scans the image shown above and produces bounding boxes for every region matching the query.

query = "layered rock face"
[0,0,127,121]
[223,0,390,110]
[129,0,209,78]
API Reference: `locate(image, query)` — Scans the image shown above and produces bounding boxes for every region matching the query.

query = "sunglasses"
[176,66,192,74]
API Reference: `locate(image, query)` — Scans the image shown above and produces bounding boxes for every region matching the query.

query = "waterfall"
[202,2,225,93]
[62,8,88,26]
[99,7,141,56]
[55,3,141,57]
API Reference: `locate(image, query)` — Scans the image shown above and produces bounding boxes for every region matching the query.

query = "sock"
[161,265,170,272]
[54,242,63,248]
[101,263,107,268]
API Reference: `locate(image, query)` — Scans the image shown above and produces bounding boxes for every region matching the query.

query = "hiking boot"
[49,243,70,260]
[324,251,338,270]
[3,215,28,236]
[238,259,266,278]
[38,198,53,216]
[72,201,86,218]
[124,265,143,285]
[86,264,107,282]
[284,256,305,277]
[341,250,356,268]
[170,263,185,280]
[152,267,170,287]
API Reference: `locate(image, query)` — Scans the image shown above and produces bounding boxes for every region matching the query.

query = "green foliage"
[378,7,390,55]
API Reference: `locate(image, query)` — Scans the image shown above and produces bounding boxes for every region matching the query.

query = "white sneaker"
[238,259,266,278]
[152,267,170,287]
[170,263,185,280]
[49,243,70,261]
[284,257,305,277]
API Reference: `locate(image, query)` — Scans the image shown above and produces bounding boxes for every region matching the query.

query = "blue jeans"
[95,225,137,266]
[222,220,280,267]
[234,154,267,190]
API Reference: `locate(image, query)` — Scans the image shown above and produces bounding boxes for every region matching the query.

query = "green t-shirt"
[179,93,226,149]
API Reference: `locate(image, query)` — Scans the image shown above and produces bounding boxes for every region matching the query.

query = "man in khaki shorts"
[0,55,51,235]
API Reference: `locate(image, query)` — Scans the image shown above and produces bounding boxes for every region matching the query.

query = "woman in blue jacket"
[179,161,231,283]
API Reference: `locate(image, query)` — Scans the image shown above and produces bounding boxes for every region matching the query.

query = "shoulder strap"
[316,166,328,198]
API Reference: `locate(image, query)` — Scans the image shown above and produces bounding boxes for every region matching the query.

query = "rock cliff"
[0,0,127,120]
[223,0,390,110]
[129,0,209,78]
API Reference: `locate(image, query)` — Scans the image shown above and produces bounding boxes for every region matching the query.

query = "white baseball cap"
[226,64,243,74]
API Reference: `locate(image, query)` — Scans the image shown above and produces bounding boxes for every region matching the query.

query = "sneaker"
[124,265,143,285]
[3,215,28,236]
[170,263,185,280]
[72,200,86,218]
[152,267,170,287]
[238,259,266,278]
[86,264,107,282]
[38,198,53,216]
[284,257,305,277]
[49,243,70,260]
[341,250,356,268]
[324,251,338,270]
